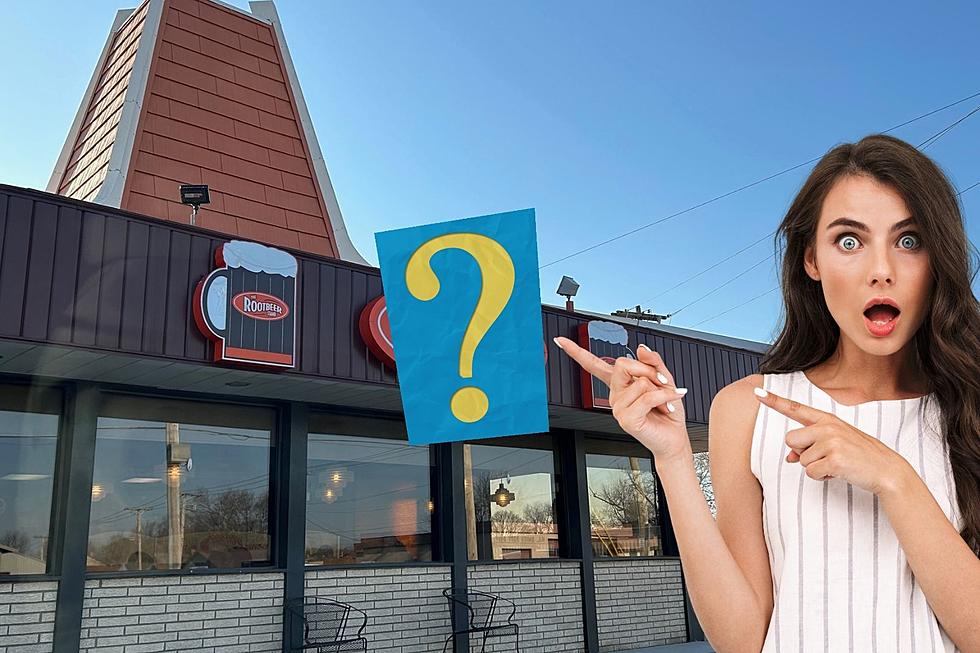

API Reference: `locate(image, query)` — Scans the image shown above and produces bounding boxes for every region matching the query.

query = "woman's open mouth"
[863,304,901,337]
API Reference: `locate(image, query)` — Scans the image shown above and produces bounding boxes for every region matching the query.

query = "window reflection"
[464,437,559,561]
[0,386,60,576]
[86,396,274,572]
[586,438,662,557]
[306,413,433,565]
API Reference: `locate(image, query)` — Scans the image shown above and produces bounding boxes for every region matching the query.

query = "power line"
[643,108,980,324]
[666,254,776,319]
[959,180,980,196]
[538,89,980,269]
[692,287,780,328]
[538,160,817,270]
[641,230,776,305]
[680,177,979,329]
[641,108,980,312]
[918,105,980,149]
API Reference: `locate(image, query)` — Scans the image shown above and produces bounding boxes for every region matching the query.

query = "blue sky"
[2,1,977,344]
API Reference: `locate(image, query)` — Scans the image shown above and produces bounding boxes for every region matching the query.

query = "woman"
[554,133,979,653]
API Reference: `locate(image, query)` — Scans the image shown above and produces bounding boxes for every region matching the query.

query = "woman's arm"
[656,376,773,653]
[877,462,980,652]
[550,337,771,651]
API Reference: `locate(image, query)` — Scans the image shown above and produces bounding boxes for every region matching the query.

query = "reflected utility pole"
[629,456,650,550]
[124,507,151,570]
[166,422,182,569]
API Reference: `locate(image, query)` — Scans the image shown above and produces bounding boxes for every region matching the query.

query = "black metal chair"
[284,596,368,652]
[441,588,520,652]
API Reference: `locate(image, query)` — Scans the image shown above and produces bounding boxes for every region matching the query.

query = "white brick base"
[78,572,284,652]
[594,557,687,651]
[0,581,58,653]
[304,565,453,653]
[467,560,584,652]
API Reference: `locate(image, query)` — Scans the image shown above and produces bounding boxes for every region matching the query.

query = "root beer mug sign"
[578,320,635,409]
[194,240,298,368]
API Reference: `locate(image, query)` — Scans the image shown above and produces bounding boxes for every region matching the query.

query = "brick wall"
[594,557,687,651]
[466,560,584,652]
[0,581,58,652]
[78,572,283,652]
[304,565,452,653]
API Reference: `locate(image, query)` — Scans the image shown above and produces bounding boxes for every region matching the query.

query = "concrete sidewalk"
[611,642,714,653]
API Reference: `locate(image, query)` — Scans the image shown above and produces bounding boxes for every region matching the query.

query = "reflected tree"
[491,501,555,534]
[589,467,658,529]
[694,452,716,518]
[0,530,30,554]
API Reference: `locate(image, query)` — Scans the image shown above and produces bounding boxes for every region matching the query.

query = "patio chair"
[441,588,520,652]
[284,596,368,652]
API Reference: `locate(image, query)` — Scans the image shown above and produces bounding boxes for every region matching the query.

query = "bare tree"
[0,530,30,554]
[472,471,496,524]
[694,452,717,518]
[588,470,658,528]
[491,501,555,534]
[144,488,269,554]
[520,501,555,533]
[491,510,526,533]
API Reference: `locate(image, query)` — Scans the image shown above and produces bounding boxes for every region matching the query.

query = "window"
[464,434,559,561]
[586,437,662,557]
[86,395,275,572]
[694,451,717,518]
[0,385,61,576]
[306,413,433,565]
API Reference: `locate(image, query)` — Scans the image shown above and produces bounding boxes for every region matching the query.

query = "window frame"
[0,379,64,581]
[83,390,281,576]
[461,432,566,563]
[304,408,440,569]
[584,432,668,561]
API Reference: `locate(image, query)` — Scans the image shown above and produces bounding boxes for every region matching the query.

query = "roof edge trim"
[46,7,136,193]
[249,0,369,265]
[94,0,166,208]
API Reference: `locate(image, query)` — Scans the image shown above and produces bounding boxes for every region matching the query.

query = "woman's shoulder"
[709,373,767,429]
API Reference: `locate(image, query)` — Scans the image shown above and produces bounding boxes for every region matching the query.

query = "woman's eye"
[834,232,922,251]
[899,233,920,250]
[836,234,860,251]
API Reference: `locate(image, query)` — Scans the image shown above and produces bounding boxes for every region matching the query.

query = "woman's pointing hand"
[553,336,693,463]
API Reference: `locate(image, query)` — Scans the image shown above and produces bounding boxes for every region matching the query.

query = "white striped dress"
[751,370,963,653]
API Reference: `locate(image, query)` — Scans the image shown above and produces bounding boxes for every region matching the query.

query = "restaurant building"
[0,0,769,651]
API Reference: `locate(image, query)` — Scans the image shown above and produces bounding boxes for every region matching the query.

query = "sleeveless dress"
[751,370,963,653]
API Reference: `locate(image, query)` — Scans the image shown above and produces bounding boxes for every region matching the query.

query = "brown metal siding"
[544,308,763,421]
[0,186,763,422]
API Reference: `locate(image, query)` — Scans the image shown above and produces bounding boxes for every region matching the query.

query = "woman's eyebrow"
[825,216,917,232]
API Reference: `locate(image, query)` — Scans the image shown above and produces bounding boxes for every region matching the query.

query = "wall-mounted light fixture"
[557,275,579,312]
[179,184,210,226]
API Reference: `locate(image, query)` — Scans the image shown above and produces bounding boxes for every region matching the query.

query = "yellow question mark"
[405,233,515,423]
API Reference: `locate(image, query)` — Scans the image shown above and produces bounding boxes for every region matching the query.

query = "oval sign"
[359,295,396,368]
[232,292,290,321]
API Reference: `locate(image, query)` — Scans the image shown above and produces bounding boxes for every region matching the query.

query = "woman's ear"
[804,244,820,281]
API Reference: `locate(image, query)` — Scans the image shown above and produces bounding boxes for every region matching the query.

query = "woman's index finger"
[553,337,613,385]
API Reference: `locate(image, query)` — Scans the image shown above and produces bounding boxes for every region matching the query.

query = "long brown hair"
[759,133,980,555]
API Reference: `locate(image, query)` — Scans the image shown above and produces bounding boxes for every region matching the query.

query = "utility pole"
[462,445,478,561]
[32,535,48,565]
[166,423,182,569]
[124,507,151,570]
[628,456,650,553]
